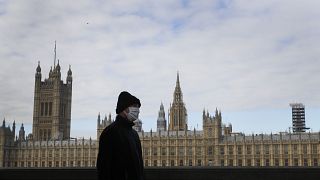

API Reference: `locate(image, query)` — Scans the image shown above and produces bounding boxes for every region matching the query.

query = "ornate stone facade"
[32,43,72,141]
[0,60,319,168]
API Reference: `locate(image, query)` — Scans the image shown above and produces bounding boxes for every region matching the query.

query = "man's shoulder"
[100,121,118,137]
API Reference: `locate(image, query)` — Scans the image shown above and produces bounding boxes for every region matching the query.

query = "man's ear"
[120,108,129,117]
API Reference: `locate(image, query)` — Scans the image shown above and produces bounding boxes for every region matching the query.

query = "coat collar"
[116,115,135,128]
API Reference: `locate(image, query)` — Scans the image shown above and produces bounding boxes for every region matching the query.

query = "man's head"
[116,91,141,121]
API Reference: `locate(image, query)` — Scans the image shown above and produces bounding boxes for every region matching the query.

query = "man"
[97,91,145,180]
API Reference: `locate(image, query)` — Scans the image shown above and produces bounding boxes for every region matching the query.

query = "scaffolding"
[289,103,309,133]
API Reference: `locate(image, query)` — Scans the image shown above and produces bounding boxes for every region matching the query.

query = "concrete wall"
[1,167,320,180]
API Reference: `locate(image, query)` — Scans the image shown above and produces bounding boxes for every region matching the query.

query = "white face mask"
[126,107,140,121]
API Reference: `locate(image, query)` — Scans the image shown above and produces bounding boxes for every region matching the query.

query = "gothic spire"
[36,61,41,73]
[54,41,57,68]
[68,64,72,76]
[173,71,183,103]
[176,71,180,88]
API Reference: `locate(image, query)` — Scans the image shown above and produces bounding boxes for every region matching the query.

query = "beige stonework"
[0,61,319,168]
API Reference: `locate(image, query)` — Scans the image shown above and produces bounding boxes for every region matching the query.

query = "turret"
[67,65,72,85]
[202,108,207,125]
[12,120,15,137]
[157,102,167,131]
[19,123,25,141]
[108,113,112,123]
[97,112,101,128]
[35,61,42,78]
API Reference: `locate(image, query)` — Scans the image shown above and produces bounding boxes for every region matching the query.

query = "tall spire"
[169,72,188,131]
[176,71,180,88]
[54,41,57,68]
[173,71,183,103]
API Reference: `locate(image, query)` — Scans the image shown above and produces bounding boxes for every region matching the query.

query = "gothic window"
[177,147,183,156]
[161,147,166,155]
[313,144,318,154]
[45,102,48,116]
[266,159,270,166]
[313,159,318,166]
[303,144,308,154]
[39,130,43,140]
[220,146,224,155]
[44,129,47,140]
[48,150,52,158]
[208,128,212,136]
[162,160,166,167]
[255,145,260,155]
[196,147,202,155]
[153,147,157,156]
[208,146,213,155]
[41,150,46,158]
[293,144,298,154]
[48,129,51,140]
[187,147,192,156]
[49,102,52,116]
[255,159,260,166]
[228,159,233,166]
[264,145,269,154]
[144,148,149,156]
[208,159,213,166]
[228,146,233,155]
[153,160,157,166]
[274,144,279,155]
[197,159,202,166]
[237,146,242,155]
[170,147,175,156]
[41,103,44,116]
[62,104,66,118]
[189,159,193,166]
[220,159,224,166]
[246,146,252,154]
[284,159,289,166]
[179,160,183,166]
[145,160,149,167]
[284,145,289,154]
[171,160,175,166]
[246,159,251,166]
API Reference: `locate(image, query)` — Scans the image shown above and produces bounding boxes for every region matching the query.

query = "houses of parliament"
[1,54,320,168]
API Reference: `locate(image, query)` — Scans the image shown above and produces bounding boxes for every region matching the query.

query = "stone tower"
[157,102,167,131]
[168,73,188,131]
[202,108,222,140]
[0,119,15,168]
[32,43,72,140]
[97,113,112,139]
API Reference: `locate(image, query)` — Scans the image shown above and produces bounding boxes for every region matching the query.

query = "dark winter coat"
[97,115,144,180]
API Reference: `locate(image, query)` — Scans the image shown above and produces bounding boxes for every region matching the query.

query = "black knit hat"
[116,91,141,114]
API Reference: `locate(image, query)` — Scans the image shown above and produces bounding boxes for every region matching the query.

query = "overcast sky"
[1,0,320,139]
